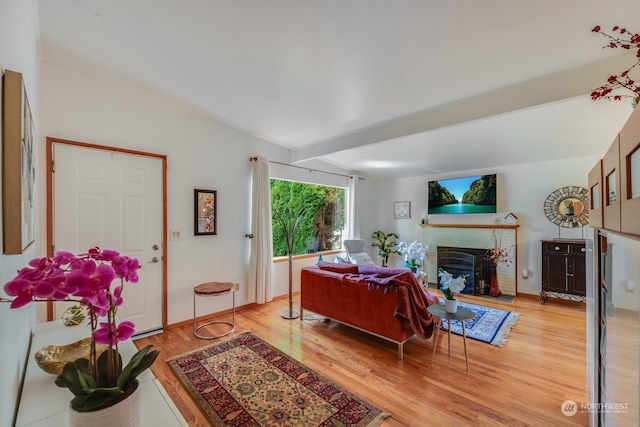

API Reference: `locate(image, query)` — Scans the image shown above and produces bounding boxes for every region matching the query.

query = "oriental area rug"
[167,332,389,426]
[437,298,520,347]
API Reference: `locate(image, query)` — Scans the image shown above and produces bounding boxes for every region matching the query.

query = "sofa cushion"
[348,252,376,265]
[316,262,359,274]
[357,265,410,276]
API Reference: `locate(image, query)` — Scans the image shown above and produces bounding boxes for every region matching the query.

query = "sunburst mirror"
[543,186,590,228]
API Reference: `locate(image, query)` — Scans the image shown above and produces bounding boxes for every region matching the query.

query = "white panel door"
[53,144,163,335]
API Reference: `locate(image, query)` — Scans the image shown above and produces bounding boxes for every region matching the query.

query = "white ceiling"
[36,0,640,178]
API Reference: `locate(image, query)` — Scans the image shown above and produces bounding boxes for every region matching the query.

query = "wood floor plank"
[135,292,589,426]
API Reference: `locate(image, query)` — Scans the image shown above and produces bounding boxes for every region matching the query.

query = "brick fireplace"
[421,223,518,296]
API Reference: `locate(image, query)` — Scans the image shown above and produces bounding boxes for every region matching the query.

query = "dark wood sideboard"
[540,239,586,303]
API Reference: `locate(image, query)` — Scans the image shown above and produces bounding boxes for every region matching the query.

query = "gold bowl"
[34,337,109,375]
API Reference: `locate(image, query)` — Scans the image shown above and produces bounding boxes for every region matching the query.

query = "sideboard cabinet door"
[541,240,586,302]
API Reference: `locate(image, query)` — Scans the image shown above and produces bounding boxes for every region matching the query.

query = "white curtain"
[346,174,360,239]
[248,156,274,304]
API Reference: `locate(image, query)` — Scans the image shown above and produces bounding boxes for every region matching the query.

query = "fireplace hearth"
[437,246,491,295]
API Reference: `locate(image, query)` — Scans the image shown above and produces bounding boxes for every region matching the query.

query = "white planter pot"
[69,380,141,427]
[444,298,458,314]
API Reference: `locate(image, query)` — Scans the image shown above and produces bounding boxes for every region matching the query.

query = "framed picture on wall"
[394,201,411,219]
[194,189,217,235]
[2,70,36,254]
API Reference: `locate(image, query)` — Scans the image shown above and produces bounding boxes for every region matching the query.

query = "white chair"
[343,239,375,265]
[344,239,365,255]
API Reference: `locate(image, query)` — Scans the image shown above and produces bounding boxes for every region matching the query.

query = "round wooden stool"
[193,281,236,339]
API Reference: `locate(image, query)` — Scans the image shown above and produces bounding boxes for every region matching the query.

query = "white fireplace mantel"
[420,224,519,296]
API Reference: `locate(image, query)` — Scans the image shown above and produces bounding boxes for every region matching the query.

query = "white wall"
[367,156,600,295]
[0,1,40,425]
[38,55,369,325]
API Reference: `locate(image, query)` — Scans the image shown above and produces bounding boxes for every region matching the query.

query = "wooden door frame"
[45,137,168,328]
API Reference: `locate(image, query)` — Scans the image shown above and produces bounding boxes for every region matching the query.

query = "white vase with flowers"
[397,240,427,273]
[438,269,467,313]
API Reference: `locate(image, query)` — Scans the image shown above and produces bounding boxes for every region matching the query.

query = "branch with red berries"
[591,25,640,101]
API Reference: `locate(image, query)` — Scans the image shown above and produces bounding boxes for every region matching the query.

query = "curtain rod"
[249,157,364,180]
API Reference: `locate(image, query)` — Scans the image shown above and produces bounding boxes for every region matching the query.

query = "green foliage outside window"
[271,179,345,257]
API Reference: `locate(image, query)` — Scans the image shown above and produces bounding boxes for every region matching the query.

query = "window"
[631,147,639,199]
[591,183,600,209]
[606,170,617,205]
[271,179,345,256]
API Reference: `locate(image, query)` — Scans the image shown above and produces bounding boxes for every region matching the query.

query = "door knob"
[152,244,159,250]
[149,257,159,264]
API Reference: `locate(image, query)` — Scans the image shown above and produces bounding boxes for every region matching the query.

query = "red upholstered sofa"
[300,263,439,359]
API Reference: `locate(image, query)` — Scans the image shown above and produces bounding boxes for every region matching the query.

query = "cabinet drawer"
[570,244,586,254]
[544,242,569,253]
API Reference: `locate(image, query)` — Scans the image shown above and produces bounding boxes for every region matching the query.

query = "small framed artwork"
[194,189,217,235]
[394,201,411,219]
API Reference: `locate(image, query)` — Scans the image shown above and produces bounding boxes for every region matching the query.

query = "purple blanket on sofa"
[334,264,438,340]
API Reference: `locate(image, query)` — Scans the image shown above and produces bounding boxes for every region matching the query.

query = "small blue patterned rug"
[437,298,520,347]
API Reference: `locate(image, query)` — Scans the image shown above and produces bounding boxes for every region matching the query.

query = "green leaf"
[72,357,90,374]
[55,362,84,395]
[54,347,156,413]
[77,370,98,390]
[70,394,101,412]
[70,387,123,412]
[117,345,159,390]
[96,348,123,387]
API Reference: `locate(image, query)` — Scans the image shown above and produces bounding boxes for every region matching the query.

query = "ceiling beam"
[292,55,635,163]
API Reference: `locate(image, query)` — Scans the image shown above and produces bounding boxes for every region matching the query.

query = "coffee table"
[427,304,475,371]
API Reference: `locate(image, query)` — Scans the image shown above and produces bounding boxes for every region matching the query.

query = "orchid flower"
[1,247,151,411]
[438,269,467,300]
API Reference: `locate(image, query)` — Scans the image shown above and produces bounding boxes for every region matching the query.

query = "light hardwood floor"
[135,292,589,427]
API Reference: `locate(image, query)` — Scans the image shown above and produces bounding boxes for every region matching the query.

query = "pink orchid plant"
[2,247,158,412]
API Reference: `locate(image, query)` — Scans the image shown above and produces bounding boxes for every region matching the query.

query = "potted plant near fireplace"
[438,269,467,313]
[397,240,427,273]
[370,230,399,267]
[2,247,159,427]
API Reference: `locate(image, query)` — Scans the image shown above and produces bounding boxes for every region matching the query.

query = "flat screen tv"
[428,174,497,214]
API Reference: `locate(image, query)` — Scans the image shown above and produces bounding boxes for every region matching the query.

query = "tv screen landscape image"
[428,174,497,214]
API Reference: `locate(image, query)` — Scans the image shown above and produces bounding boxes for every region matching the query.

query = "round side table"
[193,281,236,339]
[427,304,475,371]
